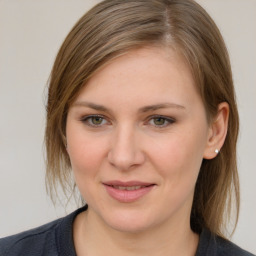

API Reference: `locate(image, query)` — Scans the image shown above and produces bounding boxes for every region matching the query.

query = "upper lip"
[103,180,155,187]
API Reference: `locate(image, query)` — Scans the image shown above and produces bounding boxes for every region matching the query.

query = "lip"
[103,180,154,187]
[103,180,156,203]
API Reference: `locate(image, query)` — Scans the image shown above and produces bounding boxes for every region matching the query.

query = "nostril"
[107,143,145,171]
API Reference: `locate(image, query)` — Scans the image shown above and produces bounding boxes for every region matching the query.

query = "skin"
[66,47,229,256]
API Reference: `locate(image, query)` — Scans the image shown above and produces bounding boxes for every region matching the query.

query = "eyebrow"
[73,101,109,112]
[139,103,185,112]
[72,101,185,113]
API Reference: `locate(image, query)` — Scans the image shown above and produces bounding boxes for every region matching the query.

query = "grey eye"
[153,117,166,126]
[148,116,175,128]
[90,116,104,125]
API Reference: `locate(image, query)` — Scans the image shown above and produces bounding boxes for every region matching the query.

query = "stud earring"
[215,149,219,154]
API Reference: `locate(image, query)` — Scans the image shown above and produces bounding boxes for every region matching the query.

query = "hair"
[45,0,239,238]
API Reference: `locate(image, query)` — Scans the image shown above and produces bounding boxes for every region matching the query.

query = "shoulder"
[197,229,255,256]
[215,236,255,256]
[0,218,62,256]
[0,206,87,256]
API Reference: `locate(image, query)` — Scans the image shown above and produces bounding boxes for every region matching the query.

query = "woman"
[0,0,254,255]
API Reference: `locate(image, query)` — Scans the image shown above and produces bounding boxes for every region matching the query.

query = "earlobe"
[203,102,229,159]
[64,138,69,153]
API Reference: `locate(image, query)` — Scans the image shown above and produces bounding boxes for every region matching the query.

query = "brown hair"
[45,0,239,237]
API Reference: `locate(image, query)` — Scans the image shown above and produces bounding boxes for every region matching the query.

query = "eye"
[81,115,108,127]
[148,115,175,128]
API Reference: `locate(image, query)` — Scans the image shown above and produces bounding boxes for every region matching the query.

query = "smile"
[103,181,155,203]
[112,185,148,191]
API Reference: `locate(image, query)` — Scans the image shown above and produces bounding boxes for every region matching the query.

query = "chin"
[100,208,158,234]
[109,220,151,234]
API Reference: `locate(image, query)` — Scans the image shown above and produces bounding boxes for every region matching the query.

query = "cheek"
[69,145,102,176]
[148,128,206,181]
[67,129,107,178]
[67,135,108,202]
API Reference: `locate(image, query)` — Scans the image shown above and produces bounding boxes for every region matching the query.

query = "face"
[66,47,211,233]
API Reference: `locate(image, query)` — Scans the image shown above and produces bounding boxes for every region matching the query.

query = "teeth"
[113,185,145,191]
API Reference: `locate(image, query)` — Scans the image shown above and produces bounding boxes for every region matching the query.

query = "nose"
[107,125,145,171]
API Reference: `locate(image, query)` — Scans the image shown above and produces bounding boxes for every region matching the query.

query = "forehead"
[74,47,200,110]
[92,46,190,80]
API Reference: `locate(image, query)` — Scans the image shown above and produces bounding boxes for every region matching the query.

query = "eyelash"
[147,115,175,128]
[80,115,109,128]
[80,115,175,128]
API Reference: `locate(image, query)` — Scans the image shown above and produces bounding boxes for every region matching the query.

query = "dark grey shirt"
[0,206,254,256]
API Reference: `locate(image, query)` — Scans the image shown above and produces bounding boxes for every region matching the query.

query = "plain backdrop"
[0,0,255,254]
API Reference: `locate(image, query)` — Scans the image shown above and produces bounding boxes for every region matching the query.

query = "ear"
[203,102,229,159]
[64,137,69,153]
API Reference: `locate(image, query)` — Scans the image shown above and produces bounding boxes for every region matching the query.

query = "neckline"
[57,205,88,256]
[56,205,215,256]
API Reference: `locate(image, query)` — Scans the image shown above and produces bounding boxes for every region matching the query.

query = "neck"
[73,208,199,256]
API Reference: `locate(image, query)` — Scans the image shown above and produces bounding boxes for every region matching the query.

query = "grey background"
[0,0,255,254]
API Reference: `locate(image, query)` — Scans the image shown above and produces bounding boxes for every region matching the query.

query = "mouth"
[111,185,151,191]
[103,181,156,203]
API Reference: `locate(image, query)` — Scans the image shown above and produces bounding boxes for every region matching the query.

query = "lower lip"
[104,185,155,203]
